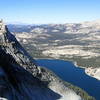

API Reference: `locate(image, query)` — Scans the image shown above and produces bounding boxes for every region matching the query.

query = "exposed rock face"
[0,21,85,100]
[85,67,100,80]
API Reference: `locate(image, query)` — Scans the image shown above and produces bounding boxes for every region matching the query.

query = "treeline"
[64,81,95,100]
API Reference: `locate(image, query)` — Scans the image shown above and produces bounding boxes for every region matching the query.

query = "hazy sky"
[0,0,100,24]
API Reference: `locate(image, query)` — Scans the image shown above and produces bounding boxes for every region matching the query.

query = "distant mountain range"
[7,19,100,80]
[8,20,100,33]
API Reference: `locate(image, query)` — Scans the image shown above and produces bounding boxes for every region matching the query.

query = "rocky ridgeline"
[0,21,94,100]
[0,19,6,34]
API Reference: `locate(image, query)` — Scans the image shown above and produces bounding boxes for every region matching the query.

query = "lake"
[36,59,100,100]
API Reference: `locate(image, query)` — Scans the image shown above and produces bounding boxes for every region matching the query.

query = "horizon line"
[5,18,100,25]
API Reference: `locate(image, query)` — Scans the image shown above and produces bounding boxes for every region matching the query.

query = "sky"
[0,0,100,24]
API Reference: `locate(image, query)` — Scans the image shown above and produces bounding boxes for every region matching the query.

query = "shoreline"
[85,67,100,80]
[68,60,100,81]
[72,61,100,81]
[35,57,100,81]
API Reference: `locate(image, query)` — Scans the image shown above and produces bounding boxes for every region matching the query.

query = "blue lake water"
[36,59,100,100]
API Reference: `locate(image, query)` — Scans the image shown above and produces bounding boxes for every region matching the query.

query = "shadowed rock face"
[0,49,62,100]
[0,21,83,100]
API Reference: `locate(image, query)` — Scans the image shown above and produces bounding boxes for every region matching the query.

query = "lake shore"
[36,57,100,81]
[85,67,100,80]
[71,61,100,81]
